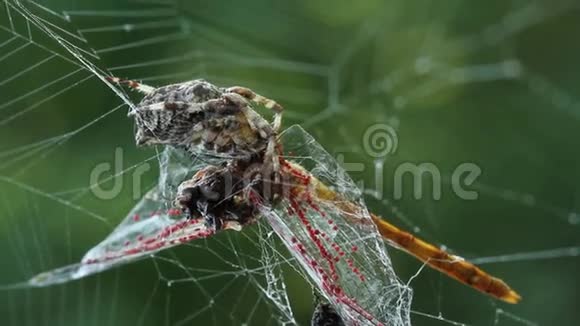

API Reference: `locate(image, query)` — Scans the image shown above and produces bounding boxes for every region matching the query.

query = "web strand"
[0,1,579,325]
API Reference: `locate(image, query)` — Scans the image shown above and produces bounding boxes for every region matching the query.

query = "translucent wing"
[27,148,220,287]
[258,125,412,326]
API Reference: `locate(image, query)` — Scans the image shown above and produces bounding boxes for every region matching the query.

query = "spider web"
[1,0,579,325]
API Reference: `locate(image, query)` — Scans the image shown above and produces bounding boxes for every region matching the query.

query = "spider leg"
[106,76,156,95]
[222,220,242,231]
[225,86,283,113]
[265,136,281,184]
[225,86,283,132]
[225,87,284,181]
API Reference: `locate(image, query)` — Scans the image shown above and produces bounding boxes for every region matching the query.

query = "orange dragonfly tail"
[370,214,521,304]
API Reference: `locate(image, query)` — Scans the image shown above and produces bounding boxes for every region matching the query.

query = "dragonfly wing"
[28,148,220,287]
[259,125,412,325]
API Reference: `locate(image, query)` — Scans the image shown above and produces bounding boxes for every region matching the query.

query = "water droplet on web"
[568,213,580,225]
[387,116,400,129]
[393,96,407,110]
[179,18,192,34]
[502,60,522,78]
[381,78,393,92]
[521,194,535,206]
[415,56,433,75]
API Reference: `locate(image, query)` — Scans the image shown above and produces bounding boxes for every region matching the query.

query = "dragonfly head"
[175,165,257,230]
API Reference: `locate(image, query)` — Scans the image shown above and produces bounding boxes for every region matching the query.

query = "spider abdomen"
[131,79,272,158]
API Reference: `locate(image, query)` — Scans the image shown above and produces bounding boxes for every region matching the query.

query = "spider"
[107,76,284,174]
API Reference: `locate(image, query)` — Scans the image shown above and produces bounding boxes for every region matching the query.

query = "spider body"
[129,79,275,158]
[108,76,287,226]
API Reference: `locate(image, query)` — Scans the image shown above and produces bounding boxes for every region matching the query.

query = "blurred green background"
[0,0,579,325]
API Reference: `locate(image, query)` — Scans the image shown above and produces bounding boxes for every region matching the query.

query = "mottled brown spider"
[107,77,283,173]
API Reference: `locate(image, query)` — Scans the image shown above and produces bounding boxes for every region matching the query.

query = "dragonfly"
[26,78,520,325]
